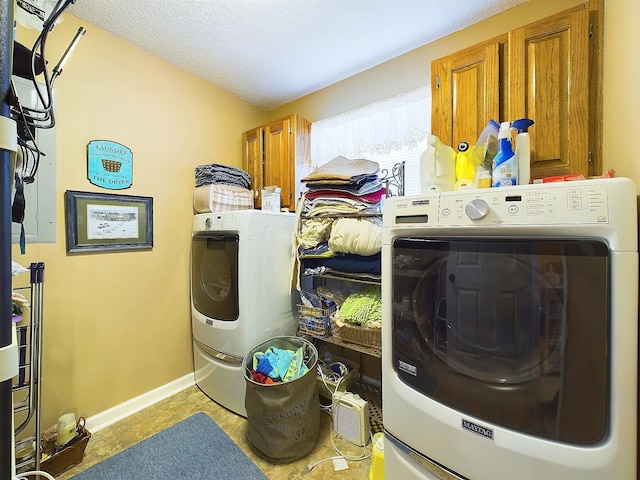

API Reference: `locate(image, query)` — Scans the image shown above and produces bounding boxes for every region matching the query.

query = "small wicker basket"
[40,418,91,477]
[329,315,341,338]
[337,323,381,349]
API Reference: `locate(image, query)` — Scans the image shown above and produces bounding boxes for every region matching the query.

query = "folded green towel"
[338,285,382,328]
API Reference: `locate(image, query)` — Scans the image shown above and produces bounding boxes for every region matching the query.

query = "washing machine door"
[390,237,610,445]
[191,232,239,321]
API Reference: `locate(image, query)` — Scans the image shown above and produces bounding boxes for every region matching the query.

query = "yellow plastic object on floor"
[369,432,385,480]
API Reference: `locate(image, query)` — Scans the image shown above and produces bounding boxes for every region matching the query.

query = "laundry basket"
[242,336,320,463]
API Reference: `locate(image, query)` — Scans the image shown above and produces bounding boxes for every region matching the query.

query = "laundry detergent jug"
[420,134,456,193]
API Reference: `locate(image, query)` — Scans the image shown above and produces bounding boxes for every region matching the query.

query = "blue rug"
[71,412,267,480]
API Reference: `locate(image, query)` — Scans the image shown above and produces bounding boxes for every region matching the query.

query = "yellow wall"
[11,0,639,429]
[275,0,640,184]
[271,0,586,121]
[601,0,640,182]
[13,15,267,428]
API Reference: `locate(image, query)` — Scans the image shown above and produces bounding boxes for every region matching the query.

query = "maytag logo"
[398,360,417,376]
[462,419,494,440]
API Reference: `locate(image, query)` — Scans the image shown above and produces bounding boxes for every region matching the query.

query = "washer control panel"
[439,183,608,226]
[193,212,241,231]
[384,181,611,228]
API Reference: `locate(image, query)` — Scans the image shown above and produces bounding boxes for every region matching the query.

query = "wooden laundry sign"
[87,140,133,189]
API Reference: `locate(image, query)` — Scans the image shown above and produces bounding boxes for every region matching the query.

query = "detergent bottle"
[420,134,456,193]
[454,141,475,190]
[511,118,535,185]
[492,121,517,187]
[369,432,385,480]
[472,119,499,188]
[473,119,500,171]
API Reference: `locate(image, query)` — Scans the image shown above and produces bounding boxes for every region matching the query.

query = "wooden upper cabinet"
[431,39,502,150]
[242,126,263,206]
[431,0,602,181]
[242,114,310,210]
[264,117,295,210]
[509,4,590,179]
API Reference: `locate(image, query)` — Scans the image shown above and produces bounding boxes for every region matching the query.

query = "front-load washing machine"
[191,210,297,416]
[381,178,638,479]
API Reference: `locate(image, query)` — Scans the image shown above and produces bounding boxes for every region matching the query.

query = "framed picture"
[65,190,153,253]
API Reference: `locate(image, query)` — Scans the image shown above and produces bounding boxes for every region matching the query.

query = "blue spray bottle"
[492,121,516,187]
[511,118,535,185]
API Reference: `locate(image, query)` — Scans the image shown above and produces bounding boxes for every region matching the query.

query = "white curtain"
[307,86,431,196]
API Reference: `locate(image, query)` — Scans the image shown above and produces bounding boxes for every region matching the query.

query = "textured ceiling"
[66,0,528,110]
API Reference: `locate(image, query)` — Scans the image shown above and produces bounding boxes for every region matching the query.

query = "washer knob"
[205,217,212,229]
[465,198,490,220]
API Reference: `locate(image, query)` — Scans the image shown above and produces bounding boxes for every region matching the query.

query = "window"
[309,87,431,196]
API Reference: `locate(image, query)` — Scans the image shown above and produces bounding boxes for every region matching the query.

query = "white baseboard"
[85,373,195,433]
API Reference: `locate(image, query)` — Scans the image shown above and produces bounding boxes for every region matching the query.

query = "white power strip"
[332,391,369,447]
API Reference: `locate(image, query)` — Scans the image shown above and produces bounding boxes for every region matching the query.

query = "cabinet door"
[509,4,590,180]
[431,1,601,181]
[431,39,501,150]
[242,127,263,208]
[264,117,294,210]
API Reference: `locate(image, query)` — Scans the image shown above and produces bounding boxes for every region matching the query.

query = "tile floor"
[56,385,374,479]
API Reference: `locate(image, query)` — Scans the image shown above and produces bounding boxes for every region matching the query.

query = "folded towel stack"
[195,163,251,189]
[193,163,253,212]
[295,156,385,281]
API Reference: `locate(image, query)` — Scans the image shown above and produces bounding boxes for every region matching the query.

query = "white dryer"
[191,210,297,416]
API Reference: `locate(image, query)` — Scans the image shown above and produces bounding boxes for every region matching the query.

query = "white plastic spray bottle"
[511,118,535,185]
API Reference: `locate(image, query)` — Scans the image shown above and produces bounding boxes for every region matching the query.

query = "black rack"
[381,160,405,197]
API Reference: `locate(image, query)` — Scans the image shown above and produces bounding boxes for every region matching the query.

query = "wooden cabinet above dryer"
[431,0,603,181]
[242,114,311,211]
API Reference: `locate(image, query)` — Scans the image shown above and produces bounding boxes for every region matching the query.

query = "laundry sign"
[87,140,133,189]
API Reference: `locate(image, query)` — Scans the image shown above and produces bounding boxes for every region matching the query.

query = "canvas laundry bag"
[242,336,320,463]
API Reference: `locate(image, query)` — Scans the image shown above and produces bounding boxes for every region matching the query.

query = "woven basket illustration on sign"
[101,159,122,172]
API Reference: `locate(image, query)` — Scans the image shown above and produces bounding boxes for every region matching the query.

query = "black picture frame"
[64,190,153,253]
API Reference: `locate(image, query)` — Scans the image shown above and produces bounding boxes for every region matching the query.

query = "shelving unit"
[305,331,381,358]
[298,272,383,434]
[299,272,382,356]
[12,262,45,474]
[295,161,404,436]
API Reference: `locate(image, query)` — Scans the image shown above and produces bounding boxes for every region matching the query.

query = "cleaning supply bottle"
[420,134,456,193]
[511,118,535,185]
[476,166,492,189]
[369,432,385,480]
[492,121,517,187]
[454,141,475,190]
[473,119,500,172]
